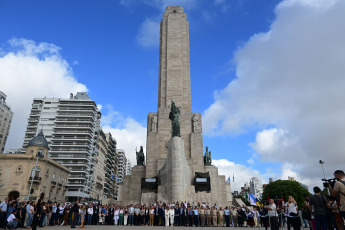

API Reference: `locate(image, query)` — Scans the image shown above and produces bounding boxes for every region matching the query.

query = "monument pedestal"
[158,136,192,203]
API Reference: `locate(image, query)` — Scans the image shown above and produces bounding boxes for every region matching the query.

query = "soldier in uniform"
[218,207,224,227]
[212,206,218,227]
[231,206,238,227]
[200,206,205,226]
[206,206,212,227]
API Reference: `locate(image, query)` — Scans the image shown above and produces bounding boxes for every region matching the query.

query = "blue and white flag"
[227,176,231,183]
[233,173,235,182]
[249,193,257,206]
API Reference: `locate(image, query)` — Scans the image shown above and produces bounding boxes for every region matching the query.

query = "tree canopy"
[262,180,310,208]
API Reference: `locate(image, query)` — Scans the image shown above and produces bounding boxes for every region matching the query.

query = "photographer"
[329,170,345,219]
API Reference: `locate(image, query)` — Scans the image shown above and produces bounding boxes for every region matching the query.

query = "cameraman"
[329,170,345,219]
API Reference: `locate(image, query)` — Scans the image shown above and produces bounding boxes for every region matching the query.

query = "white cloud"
[247,158,254,164]
[0,38,87,151]
[102,119,147,166]
[213,159,268,192]
[203,0,345,183]
[136,18,160,48]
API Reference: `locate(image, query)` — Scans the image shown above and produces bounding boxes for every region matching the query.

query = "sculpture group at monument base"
[118,136,232,207]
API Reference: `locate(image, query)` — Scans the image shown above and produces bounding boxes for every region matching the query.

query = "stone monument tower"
[118,6,232,206]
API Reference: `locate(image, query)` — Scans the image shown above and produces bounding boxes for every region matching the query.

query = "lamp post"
[319,160,326,179]
[26,150,44,200]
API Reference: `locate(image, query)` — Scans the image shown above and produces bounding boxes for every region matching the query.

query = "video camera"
[322,178,337,188]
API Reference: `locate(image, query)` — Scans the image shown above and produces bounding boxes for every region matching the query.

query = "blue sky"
[1,0,345,191]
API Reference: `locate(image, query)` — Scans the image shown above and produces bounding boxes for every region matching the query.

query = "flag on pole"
[227,176,230,183]
[249,193,257,206]
[233,173,234,182]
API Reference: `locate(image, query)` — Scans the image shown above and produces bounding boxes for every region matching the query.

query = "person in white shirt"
[169,206,175,226]
[287,196,300,230]
[165,207,170,227]
[114,208,119,225]
[265,199,279,230]
[87,205,93,225]
[7,210,19,229]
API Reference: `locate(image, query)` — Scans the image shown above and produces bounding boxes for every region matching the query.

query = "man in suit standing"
[92,204,99,225]
[174,205,180,226]
[71,201,79,228]
[154,205,159,226]
[159,205,165,226]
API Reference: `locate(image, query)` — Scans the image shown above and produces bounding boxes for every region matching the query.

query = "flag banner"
[233,174,234,182]
[227,177,230,183]
[249,193,257,206]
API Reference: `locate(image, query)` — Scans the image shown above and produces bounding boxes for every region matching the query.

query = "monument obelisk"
[118,6,232,206]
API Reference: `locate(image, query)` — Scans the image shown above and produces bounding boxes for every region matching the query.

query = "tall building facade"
[116,149,127,183]
[0,91,14,153]
[91,129,107,202]
[249,177,263,198]
[22,92,101,201]
[126,160,132,176]
[105,133,118,200]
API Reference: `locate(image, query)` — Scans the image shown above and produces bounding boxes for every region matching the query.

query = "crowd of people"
[0,170,344,230]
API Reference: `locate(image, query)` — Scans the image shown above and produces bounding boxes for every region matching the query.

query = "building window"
[31,166,41,178]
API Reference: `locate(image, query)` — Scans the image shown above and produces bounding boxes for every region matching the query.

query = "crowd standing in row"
[1,170,344,230]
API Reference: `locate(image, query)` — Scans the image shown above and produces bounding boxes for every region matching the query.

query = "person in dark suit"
[70,201,79,228]
[154,205,159,226]
[92,204,99,225]
[109,205,114,225]
[174,205,180,226]
[180,205,186,226]
[159,205,165,226]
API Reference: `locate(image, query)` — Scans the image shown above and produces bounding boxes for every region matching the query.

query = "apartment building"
[91,129,107,202]
[105,133,117,200]
[0,91,14,153]
[116,149,127,183]
[22,92,101,201]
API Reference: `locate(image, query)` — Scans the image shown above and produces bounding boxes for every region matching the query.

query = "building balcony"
[28,176,41,183]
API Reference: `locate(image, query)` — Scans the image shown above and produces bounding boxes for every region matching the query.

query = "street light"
[26,150,44,200]
[319,160,326,179]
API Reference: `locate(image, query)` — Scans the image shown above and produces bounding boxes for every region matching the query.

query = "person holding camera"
[329,170,345,219]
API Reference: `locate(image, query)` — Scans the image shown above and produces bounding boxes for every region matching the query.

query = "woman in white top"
[165,207,170,227]
[114,208,119,225]
[169,206,175,226]
[287,196,300,230]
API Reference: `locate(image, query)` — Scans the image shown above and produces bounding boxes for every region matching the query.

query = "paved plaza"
[43,226,303,230]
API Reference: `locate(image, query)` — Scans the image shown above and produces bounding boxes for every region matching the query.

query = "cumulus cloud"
[0,38,87,150]
[136,18,160,48]
[101,106,147,166]
[213,159,268,192]
[203,0,345,183]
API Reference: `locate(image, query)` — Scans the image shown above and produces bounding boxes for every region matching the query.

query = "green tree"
[262,180,310,208]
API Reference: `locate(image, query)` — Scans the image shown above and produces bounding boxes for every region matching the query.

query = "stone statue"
[169,101,181,137]
[192,114,198,132]
[204,146,212,166]
[151,114,157,132]
[136,146,145,165]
